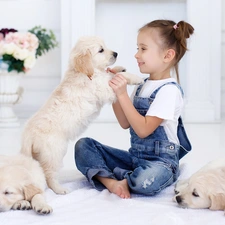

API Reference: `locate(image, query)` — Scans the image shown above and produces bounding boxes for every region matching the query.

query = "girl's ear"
[164,49,176,62]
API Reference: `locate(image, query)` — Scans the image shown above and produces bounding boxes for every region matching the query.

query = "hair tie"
[173,24,178,30]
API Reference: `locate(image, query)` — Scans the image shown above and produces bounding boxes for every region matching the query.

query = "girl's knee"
[74,137,90,162]
[126,165,174,195]
[128,175,173,195]
[75,137,89,152]
[75,138,84,149]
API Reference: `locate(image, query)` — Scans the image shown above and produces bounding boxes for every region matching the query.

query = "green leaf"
[2,54,25,73]
[28,25,58,58]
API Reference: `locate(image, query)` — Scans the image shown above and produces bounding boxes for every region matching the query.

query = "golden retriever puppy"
[173,159,225,213]
[0,154,52,215]
[20,36,143,195]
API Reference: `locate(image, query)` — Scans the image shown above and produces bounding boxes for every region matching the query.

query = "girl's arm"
[109,74,163,138]
[112,100,130,129]
[108,67,130,129]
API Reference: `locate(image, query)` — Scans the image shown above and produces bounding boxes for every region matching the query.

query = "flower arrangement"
[0,26,58,74]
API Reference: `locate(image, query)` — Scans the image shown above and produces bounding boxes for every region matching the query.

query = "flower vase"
[0,71,23,127]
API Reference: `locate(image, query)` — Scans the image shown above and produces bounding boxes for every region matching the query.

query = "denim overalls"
[75,81,191,196]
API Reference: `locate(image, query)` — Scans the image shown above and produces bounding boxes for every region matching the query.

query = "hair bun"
[176,21,194,39]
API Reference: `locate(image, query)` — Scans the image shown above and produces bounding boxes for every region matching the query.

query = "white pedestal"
[0,72,23,128]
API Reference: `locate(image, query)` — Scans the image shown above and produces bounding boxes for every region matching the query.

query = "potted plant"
[0,26,58,127]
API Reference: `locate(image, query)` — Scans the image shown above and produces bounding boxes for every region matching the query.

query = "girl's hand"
[109,74,128,97]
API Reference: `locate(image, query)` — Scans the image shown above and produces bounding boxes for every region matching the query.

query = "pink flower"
[4,32,39,52]
[0,26,58,73]
[0,31,38,73]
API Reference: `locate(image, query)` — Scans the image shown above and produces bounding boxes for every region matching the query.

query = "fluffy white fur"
[20,36,143,195]
[0,154,52,215]
[173,159,225,214]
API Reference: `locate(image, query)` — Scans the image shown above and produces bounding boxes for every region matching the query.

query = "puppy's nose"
[176,195,182,203]
[113,52,118,58]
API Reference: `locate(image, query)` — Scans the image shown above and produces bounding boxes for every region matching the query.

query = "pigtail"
[172,21,194,83]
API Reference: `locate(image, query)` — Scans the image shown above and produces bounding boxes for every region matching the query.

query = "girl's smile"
[137,62,145,67]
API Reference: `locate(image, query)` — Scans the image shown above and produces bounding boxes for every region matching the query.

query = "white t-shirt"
[131,78,183,144]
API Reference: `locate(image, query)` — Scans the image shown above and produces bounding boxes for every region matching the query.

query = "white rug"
[1,163,224,225]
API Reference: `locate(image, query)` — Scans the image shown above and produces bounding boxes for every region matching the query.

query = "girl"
[75,20,194,199]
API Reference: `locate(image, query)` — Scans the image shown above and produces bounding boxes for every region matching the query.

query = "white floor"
[1,118,225,225]
[1,118,225,173]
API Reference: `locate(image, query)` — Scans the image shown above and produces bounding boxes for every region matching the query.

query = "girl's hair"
[139,20,194,83]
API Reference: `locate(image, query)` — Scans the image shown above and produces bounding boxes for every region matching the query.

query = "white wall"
[0,0,61,118]
[94,1,187,122]
[0,0,224,123]
[61,0,222,123]
[222,0,225,117]
[82,1,187,122]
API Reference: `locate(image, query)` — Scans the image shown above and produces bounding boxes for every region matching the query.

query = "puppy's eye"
[4,191,12,195]
[99,48,104,53]
[192,190,199,197]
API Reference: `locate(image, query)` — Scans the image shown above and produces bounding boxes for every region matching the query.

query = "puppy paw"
[12,200,31,210]
[111,66,144,85]
[33,203,53,215]
[111,66,126,73]
[55,188,70,195]
[50,185,69,195]
[121,72,144,85]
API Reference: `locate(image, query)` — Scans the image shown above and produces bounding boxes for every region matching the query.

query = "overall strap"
[150,82,184,99]
[135,80,184,98]
[135,78,148,96]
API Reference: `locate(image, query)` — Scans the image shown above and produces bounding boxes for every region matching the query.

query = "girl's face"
[135,29,167,77]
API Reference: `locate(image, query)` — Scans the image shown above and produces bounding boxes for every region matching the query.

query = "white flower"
[24,53,36,69]
[13,46,29,61]
[2,42,17,55]
[0,41,4,55]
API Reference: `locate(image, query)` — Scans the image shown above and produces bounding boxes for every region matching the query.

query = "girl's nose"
[135,52,139,59]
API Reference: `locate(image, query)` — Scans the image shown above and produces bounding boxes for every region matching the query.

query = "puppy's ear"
[23,184,42,201]
[74,50,94,79]
[209,193,225,210]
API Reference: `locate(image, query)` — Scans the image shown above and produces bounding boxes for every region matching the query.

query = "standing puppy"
[20,36,143,195]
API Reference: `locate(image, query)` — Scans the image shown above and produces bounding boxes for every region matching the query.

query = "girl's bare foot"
[108,179,130,199]
[95,176,130,199]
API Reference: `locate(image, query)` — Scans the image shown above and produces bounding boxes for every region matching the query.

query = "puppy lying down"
[0,154,52,215]
[173,159,225,214]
